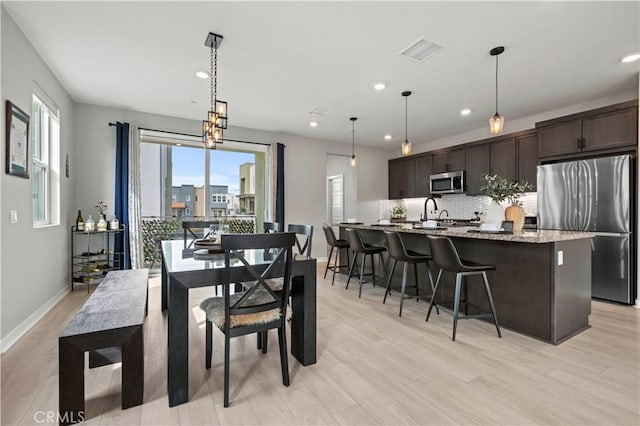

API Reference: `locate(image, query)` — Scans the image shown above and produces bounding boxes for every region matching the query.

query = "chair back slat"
[220,233,295,329]
[288,224,313,259]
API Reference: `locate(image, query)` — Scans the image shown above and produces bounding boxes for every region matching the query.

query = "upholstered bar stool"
[344,228,387,298]
[425,235,501,341]
[383,231,438,317]
[322,225,351,286]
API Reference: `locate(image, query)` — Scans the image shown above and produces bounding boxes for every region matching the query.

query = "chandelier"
[202,32,227,149]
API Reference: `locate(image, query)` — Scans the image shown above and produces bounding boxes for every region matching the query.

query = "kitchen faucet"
[438,209,449,220]
[421,197,438,221]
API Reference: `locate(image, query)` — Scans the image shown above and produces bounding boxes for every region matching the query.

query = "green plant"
[480,174,532,205]
[390,204,407,217]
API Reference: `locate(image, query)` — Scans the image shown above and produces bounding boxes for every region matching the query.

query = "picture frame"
[5,100,30,179]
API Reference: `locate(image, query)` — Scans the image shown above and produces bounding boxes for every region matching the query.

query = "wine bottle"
[76,209,85,231]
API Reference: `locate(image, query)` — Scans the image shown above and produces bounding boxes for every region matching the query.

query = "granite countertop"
[335,223,595,244]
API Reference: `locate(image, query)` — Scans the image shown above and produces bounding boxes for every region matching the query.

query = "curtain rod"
[108,122,271,147]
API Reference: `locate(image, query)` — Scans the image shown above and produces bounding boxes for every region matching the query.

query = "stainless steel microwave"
[429,171,465,194]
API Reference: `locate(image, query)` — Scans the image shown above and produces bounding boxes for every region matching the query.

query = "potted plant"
[390,203,407,222]
[480,174,532,230]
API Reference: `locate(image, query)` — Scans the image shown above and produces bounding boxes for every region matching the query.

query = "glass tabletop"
[161,239,276,274]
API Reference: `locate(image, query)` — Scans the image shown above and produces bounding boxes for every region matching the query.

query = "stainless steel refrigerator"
[538,154,636,304]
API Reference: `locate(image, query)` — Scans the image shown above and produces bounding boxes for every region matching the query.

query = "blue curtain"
[275,143,285,227]
[115,122,131,269]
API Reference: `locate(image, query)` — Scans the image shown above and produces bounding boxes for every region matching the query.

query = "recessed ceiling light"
[373,82,387,91]
[195,71,209,79]
[384,134,392,140]
[460,108,471,116]
[621,53,640,63]
[309,121,319,128]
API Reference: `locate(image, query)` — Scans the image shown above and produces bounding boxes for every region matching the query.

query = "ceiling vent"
[399,37,445,62]
[309,106,331,116]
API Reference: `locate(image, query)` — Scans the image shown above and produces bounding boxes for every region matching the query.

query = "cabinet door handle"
[581,137,586,149]
[577,138,581,150]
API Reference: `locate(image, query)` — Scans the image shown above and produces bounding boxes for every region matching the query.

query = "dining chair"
[288,224,313,259]
[263,221,281,233]
[198,232,295,407]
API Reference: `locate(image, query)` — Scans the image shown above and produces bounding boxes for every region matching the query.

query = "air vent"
[399,37,445,62]
[309,106,331,116]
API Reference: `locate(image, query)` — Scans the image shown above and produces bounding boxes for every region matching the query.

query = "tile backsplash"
[379,192,537,221]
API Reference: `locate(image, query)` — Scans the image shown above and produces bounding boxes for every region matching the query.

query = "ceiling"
[3,1,639,149]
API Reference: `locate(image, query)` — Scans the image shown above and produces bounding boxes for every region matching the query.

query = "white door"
[327,174,344,224]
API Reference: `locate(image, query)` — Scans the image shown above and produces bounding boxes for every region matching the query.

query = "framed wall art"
[5,100,30,179]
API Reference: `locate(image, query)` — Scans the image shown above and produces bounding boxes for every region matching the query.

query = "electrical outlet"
[10,210,18,224]
[557,250,563,266]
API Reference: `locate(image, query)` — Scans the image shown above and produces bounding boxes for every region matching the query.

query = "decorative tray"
[193,239,223,253]
[414,225,448,230]
[371,224,399,227]
[340,222,363,225]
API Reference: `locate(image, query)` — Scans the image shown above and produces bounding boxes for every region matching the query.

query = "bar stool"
[425,235,501,341]
[344,228,387,298]
[382,231,438,317]
[322,225,350,286]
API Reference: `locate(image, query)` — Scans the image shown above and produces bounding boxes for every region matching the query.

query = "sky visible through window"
[172,147,255,194]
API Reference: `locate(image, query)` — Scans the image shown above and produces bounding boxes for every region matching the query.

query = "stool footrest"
[434,305,495,320]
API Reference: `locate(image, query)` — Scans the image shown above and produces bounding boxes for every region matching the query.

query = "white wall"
[73,104,390,263]
[1,9,76,345]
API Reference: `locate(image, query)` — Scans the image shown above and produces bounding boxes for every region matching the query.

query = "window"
[185,194,191,202]
[32,94,60,226]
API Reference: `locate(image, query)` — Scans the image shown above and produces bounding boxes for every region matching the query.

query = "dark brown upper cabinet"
[414,154,433,197]
[516,134,538,190]
[388,158,416,199]
[490,137,516,181]
[537,101,638,159]
[432,147,466,174]
[465,144,490,194]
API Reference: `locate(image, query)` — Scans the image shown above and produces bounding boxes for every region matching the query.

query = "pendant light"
[350,117,357,167]
[401,91,412,156]
[202,32,228,149]
[489,46,505,135]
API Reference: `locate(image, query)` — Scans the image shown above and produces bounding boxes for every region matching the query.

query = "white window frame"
[32,94,60,227]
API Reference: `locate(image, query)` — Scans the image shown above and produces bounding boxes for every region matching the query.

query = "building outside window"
[32,94,60,226]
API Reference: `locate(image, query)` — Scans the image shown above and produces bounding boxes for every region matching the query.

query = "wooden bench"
[58,269,149,425]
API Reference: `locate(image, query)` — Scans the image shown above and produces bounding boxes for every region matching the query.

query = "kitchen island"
[337,224,595,344]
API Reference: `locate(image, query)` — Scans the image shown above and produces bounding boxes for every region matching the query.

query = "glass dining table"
[160,239,317,407]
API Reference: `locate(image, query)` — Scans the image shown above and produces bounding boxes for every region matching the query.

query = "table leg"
[161,253,168,311]
[167,276,189,406]
[122,326,144,409]
[58,337,85,425]
[290,264,317,365]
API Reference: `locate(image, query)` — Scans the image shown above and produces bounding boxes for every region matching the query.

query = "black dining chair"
[322,225,350,286]
[198,232,295,407]
[383,231,438,317]
[288,224,313,259]
[425,235,501,341]
[263,221,281,233]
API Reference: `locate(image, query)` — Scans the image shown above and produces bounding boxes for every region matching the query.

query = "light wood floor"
[2,264,639,425]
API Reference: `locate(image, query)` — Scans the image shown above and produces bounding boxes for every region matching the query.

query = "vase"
[484,201,504,226]
[505,204,525,231]
[390,216,407,223]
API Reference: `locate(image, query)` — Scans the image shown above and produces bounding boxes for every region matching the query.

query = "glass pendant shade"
[350,155,357,167]
[489,113,504,135]
[401,139,412,156]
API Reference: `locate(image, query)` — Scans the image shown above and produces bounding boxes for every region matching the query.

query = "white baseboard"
[1,286,69,353]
